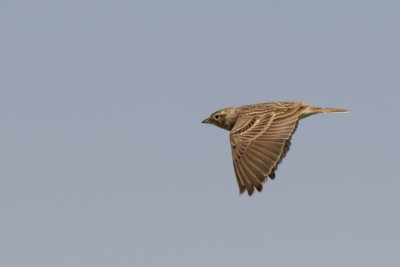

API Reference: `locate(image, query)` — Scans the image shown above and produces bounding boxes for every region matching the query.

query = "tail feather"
[300,105,348,119]
[311,107,349,114]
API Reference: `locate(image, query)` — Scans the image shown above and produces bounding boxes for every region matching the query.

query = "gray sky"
[1,1,399,266]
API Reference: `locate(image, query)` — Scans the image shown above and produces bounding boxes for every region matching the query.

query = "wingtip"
[247,187,254,196]
[255,184,263,192]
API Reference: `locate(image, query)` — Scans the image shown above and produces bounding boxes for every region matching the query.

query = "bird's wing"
[230,108,302,195]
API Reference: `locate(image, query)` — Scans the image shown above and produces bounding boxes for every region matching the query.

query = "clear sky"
[1,1,399,266]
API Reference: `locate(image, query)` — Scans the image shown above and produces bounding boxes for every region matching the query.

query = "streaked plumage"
[202,102,348,196]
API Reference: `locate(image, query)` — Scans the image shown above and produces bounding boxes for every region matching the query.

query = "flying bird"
[202,102,348,196]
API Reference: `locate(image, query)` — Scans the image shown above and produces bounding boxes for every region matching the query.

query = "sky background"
[1,0,399,266]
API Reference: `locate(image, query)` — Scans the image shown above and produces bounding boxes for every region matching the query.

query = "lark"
[202,102,348,196]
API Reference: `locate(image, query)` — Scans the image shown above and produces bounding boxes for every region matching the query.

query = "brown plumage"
[202,102,348,196]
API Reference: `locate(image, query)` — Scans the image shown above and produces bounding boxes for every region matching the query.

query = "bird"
[202,101,348,196]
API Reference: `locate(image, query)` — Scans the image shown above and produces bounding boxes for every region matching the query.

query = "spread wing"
[230,108,302,195]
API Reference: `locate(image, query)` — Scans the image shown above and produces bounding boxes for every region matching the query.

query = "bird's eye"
[214,115,220,119]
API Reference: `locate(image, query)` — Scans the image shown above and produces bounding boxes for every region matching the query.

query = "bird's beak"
[202,118,211,124]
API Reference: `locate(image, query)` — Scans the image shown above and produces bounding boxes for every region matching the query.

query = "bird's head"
[202,107,238,131]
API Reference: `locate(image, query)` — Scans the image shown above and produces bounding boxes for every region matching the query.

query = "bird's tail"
[310,107,349,114]
[300,105,348,118]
